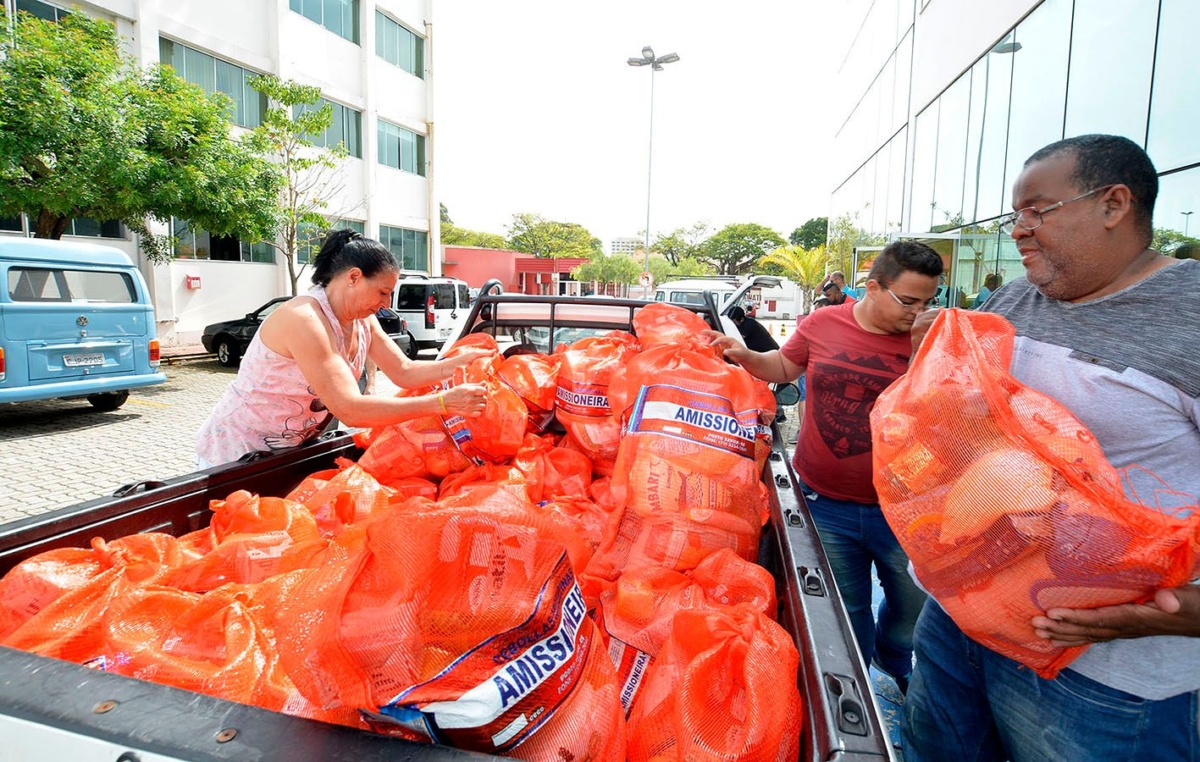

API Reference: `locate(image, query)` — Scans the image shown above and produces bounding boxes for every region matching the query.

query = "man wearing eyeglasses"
[903,134,1200,762]
[706,240,943,696]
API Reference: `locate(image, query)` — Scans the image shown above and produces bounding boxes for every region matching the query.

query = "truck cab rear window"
[8,267,136,303]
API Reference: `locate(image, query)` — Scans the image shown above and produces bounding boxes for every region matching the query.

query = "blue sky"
[434,1,841,248]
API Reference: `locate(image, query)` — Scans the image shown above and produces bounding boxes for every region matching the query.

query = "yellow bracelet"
[438,392,448,413]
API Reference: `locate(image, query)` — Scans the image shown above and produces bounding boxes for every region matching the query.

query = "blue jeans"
[801,484,926,680]
[903,600,1200,762]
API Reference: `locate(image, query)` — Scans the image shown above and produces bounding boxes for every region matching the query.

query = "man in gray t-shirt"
[903,134,1200,762]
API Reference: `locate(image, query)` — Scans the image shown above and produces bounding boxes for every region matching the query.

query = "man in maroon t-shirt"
[708,241,943,693]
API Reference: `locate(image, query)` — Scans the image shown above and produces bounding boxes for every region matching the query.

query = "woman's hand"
[439,383,488,417]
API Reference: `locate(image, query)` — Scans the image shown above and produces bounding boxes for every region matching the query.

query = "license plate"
[438,328,452,338]
[63,352,104,368]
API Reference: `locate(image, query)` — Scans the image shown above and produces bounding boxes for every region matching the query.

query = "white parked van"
[653,277,741,308]
[391,275,471,349]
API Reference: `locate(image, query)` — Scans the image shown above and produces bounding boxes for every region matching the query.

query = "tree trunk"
[34,209,70,239]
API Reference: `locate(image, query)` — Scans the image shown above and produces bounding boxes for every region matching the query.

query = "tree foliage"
[1152,227,1200,256]
[651,223,710,265]
[249,75,358,295]
[0,12,280,260]
[701,223,786,275]
[826,213,886,279]
[442,224,506,249]
[646,254,713,285]
[759,244,829,312]
[789,217,829,249]
[571,252,640,292]
[506,213,602,258]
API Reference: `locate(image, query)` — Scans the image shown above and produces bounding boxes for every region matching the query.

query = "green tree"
[440,202,452,224]
[442,224,506,249]
[789,217,828,249]
[759,244,829,311]
[646,253,713,285]
[702,223,786,275]
[0,12,280,260]
[1153,227,1200,255]
[651,222,710,265]
[571,253,640,294]
[826,212,886,280]
[249,75,357,295]
[504,213,600,260]
[506,213,602,258]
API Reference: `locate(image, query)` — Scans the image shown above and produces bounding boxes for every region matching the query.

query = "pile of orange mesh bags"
[0,304,801,762]
[872,309,1200,678]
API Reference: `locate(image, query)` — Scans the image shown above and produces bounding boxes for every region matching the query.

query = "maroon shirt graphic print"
[781,302,911,503]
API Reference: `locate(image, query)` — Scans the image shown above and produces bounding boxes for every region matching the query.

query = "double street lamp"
[628,46,680,278]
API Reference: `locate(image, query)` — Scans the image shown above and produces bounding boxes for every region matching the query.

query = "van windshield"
[8,267,135,303]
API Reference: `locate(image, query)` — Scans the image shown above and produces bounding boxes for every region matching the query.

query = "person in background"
[707,241,943,694]
[196,229,490,468]
[903,134,1200,762]
[729,305,778,353]
[973,272,1002,308]
[820,280,849,305]
[828,270,857,302]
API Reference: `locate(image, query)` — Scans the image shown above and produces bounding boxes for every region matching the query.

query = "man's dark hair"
[1025,134,1158,242]
[866,240,943,286]
[729,306,746,321]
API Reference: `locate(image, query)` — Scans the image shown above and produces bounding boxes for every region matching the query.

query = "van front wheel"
[87,391,130,412]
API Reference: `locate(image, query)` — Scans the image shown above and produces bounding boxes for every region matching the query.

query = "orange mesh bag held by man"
[625,604,801,762]
[271,487,625,759]
[872,308,1200,678]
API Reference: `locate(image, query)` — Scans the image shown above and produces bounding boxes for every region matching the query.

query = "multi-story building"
[610,237,641,256]
[1,0,436,347]
[829,0,1198,303]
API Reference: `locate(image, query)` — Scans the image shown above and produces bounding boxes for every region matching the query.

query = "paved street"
[0,359,237,524]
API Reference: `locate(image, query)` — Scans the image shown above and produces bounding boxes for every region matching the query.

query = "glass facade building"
[831,0,1200,304]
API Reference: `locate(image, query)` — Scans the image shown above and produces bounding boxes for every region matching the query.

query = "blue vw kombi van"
[0,238,166,411]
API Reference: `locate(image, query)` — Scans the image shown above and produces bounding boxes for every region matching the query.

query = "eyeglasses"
[882,286,938,312]
[999,185,1115,234]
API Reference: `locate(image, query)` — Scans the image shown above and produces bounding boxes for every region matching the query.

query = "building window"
[289,0,359,44]
[159,39,267,128]
[13,0,69,21]
[66,218,123,238]
[172,218,274,263]
[293,99,362,158]
[297,219,364,263]
[1,216,24,232]
[375,11,424,78]
[1148,1,1200,171]
[377,120,426,175]
[379,225,428,271]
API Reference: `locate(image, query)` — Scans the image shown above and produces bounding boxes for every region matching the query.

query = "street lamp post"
[628,46,680,280]
[1183,211,1193,238]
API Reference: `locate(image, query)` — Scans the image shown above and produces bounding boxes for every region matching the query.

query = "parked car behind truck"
[0,285,893,761]
[0,238,165,411]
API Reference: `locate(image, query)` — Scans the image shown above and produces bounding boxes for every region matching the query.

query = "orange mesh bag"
[288,463,394,536]
[0,548,105,640]
[437,462,528,501]
[872,309,1200,677]
[587,343,768,582]
[271,487,625,759]
[626,605,801,762]
[357,412,472,483]
[382,476,439,501]
[498,352,563,433]
[165,492,326,592]
[440,339,528,465]
[512,433,593,504]
[554,332,641,476]
[632,302,712,349]
[600,548,777,658]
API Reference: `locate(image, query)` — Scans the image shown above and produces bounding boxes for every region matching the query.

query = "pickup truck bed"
[0,289,893,762]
